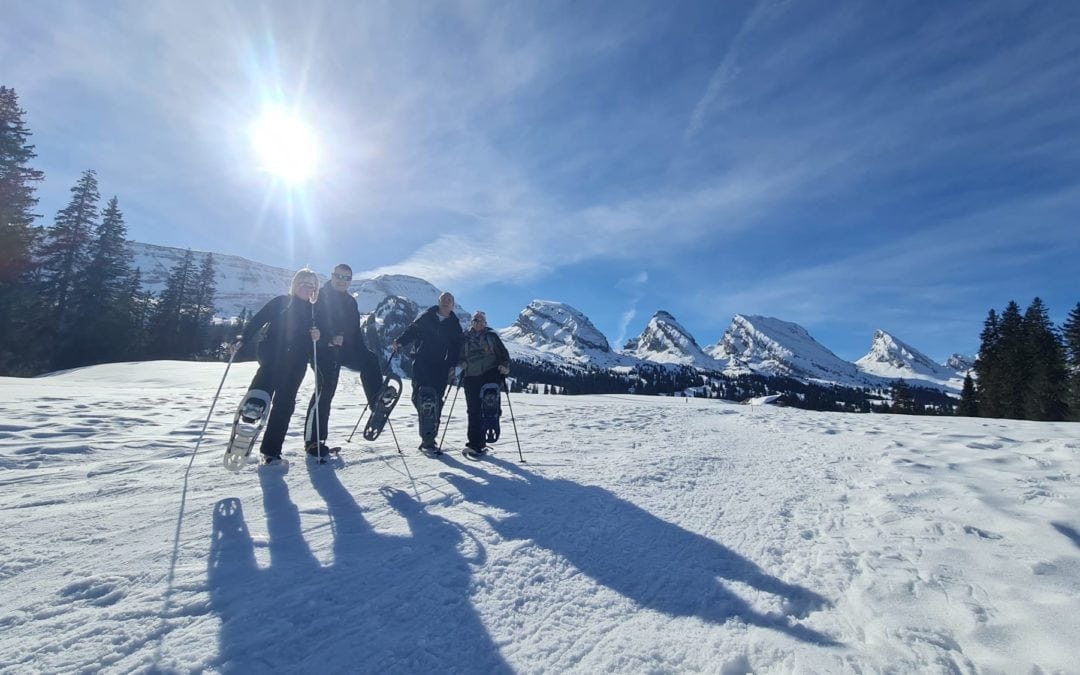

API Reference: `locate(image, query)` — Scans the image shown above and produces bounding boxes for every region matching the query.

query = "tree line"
[962,298,1080,421]
[1,85,226,376]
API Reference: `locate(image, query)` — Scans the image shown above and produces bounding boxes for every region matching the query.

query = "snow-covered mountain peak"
[353,274,467,319]
[502,300,611,353]
[855,330,964,388]
[623,311,719,369]
[945,353,976,373]
[498,300,640,369]
[708,314,871,385]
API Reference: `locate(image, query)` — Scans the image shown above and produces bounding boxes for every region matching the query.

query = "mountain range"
[131,242,971,392]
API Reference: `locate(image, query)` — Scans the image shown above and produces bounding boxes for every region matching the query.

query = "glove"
[498,364,510,375]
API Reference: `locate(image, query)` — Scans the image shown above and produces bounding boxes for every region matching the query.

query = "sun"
[250,107,318,184]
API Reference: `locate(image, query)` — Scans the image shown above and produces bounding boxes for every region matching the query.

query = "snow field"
[0,361,1078,673]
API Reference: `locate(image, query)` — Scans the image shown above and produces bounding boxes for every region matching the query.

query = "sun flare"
[250,107,318,184]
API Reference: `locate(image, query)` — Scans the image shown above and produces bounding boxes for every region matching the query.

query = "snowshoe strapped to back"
[480,382,501,444]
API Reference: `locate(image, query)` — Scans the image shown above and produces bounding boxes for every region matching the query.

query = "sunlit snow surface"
[1,362,1078,673]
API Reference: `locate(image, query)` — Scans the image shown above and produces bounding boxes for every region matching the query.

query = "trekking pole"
[191,345,238,466]
[346,403,368,444]
[387,419,403,455]
[502,380,525,463]
[438,377,463,449]
[310,302,322,454]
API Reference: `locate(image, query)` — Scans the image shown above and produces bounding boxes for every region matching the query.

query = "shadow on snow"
[207,463,512,674]
[439,454,838,646]
[208,449,837,672]
[1052,521,1080,550]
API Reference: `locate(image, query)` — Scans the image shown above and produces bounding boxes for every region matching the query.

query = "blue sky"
[4,0,1079,361]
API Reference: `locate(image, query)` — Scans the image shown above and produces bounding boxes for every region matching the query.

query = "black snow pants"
[249,348,311,458]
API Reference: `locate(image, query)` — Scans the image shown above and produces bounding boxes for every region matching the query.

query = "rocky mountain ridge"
[130,241,970,392]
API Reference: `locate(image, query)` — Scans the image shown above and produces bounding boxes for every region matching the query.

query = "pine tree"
[1061,302,1080,421]
[1021,298,1068,421]
[891,378,915,413]
[973,309,1002,417]
[59,196,136,368]
[995,301,1028,419]
[190,253,217,356]
[0,86,46,374]
[36,170,100,365]
[147,249,197,359]
[0,86,45,284]
[123,268,153,359]
[958,373,978,417]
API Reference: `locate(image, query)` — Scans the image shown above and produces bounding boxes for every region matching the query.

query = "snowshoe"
[363,373,403,441]
[417,385,440,447]
[305,442,338,458]
[480,382,502,444]
[258,454,289,471]
[462,443,487,461]
[418,442,443,458]
[224,389,271,472]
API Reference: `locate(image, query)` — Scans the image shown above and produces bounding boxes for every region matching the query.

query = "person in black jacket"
[302,263,368,457]
[233,268,326,464]
[392,292,463,450]
[458,311,510,456]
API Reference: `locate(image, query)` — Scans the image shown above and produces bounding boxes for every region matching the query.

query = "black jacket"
[242,294,326,363]
[396,306,463,372]
[313,282,361,349]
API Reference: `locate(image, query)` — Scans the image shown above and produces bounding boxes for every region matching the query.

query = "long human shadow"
[440,455,838,646]
[207,464,512,673]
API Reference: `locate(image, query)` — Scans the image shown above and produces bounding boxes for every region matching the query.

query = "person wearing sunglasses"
[303,263,379,457]
[231,268,325,465]
[458,311,510,456]
[392,291,463,451]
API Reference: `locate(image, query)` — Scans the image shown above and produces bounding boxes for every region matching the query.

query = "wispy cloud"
[4,1,1078,358]
[612,271,649,348]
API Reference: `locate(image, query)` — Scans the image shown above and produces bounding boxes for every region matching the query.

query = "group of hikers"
[231,265,510,465]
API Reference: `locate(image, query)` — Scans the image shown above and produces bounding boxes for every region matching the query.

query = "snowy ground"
[1,362,1078,674]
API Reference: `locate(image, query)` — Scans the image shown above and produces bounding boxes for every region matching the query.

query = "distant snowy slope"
[623,311,721,369]
[131,242,294,318]
[855,330,965,389]
[131,243,466,329]
[709,314,881,387]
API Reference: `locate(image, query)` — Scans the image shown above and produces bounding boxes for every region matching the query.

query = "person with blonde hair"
[231,268,326,465]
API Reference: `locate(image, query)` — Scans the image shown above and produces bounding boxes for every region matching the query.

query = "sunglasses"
[332,273,352,281]
[471,318,486,324]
